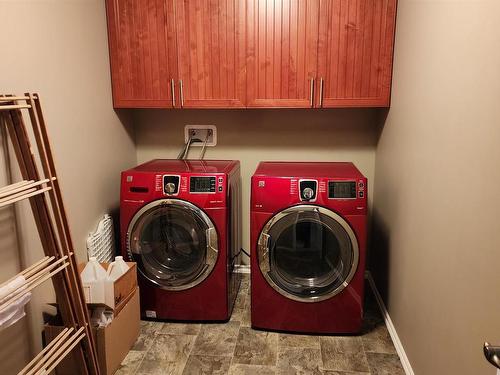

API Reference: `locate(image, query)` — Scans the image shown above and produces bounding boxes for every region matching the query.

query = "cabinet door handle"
[319,78,324,107]
[309,78,315,107]
[170,79,175,107]
[179,79,184,108]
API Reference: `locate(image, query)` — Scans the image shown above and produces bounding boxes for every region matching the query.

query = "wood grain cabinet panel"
[316,0,397,107]
[106,0,178,108]
[246,0,320,108]
[105,0,397,109]
[175,0,246,108]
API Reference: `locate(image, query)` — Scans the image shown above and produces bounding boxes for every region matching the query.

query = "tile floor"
[117,275,404,375]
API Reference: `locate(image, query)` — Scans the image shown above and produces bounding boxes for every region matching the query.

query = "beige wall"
[134,108,379,263]
[0,1,136,373]
[372,1,500,374]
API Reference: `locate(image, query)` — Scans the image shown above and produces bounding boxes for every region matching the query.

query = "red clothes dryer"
[251,162,367,334]
[120,159,241,321]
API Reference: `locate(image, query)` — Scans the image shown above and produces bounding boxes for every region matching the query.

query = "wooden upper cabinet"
[246,0,320,108]
[175,0,246,108]
[106,0,178,108]
[105,0,397,108]
[316,0,397,107]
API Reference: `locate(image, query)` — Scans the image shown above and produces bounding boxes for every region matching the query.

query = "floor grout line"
[132,323,157,375]
[179,326,199,375]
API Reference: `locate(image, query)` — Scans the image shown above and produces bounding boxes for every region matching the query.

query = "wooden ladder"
[0,94,100,375]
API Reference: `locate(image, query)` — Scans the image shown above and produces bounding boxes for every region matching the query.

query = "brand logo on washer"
[145,310,157,318]
[258,180,265,187]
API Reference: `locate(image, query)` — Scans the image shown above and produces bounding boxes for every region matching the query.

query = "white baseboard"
[366,271,415,375]
[234,264,250,274]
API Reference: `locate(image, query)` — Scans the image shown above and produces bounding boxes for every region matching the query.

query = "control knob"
[165,182,176,194]
[302,187,314,200]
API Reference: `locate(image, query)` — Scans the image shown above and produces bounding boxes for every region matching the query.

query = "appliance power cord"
[199,131,210,160]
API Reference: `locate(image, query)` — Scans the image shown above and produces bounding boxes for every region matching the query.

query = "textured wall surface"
[0,1,136,372]
[372,1,500,374]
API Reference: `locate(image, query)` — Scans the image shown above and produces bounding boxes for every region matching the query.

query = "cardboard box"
[44,287,140,375]
[78,261,137,314]
[95,288,140,375]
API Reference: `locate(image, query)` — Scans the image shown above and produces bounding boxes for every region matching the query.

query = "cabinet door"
[246,0,320,108]
[175,0,246,108]
[106,0,178,108]
[317,0,397,107]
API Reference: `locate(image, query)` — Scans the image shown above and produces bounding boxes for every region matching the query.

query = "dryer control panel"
[190,176,216,193]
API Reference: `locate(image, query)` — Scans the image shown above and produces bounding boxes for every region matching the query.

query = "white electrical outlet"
[184,125,217,147]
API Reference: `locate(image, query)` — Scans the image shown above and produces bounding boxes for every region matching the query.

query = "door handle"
[309,78,315,107]
[179,79,184,107]
[484,342,500,369]
[170,79,175,107]
[319,77,324,107]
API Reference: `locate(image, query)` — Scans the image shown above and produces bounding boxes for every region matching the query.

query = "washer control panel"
[328,181,356,199]
[190,176,217,193]
[163,175,180,196]
[299,180,317,202]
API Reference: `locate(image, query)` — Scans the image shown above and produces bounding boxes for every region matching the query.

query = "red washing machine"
[251,162,367,334]
[120,159,241,321]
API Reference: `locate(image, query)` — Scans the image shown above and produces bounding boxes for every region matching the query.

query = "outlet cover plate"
[184,125,217,147]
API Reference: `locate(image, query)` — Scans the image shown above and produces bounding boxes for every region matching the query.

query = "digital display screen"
[190,177,216,193]
[328,181,356,199]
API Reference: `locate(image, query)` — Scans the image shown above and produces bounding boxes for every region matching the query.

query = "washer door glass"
[258,205,358,302]
[128,199,218,291]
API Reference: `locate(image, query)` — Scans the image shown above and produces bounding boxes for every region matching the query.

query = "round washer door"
[127,199,218,291]
[257,205,359,303]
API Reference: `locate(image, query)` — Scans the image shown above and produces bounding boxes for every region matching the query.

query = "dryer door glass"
[258,205,359,302]
[127,199,218,291]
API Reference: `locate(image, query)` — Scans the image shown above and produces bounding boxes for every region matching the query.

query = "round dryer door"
[127,199,218,291]
[257,205,359,302]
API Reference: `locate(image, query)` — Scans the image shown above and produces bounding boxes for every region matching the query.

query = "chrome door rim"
[127,199,218,291]
[257,205,359,303]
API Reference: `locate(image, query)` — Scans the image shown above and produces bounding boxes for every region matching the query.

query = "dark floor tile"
[321,371,370,375]
[132,331,156,351]
[320,337,369,373]
[115,350,146,375]
[137,334,195,374]
[363,285,383,323]
[361,313,385,334]
[191,321,240,356]
[234,291,248,310]
[229,364,277,375]
[230,306,251,327]
[277,347,323,374]
[240,278,249,293]
[233,327,278,365]
[136,359,184,375]
[182,355,231,375]
[140,320,165,335]
[366,352,404,375]
[161,322,202,336]
[278,333,320,349]
[361,323,396,354]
